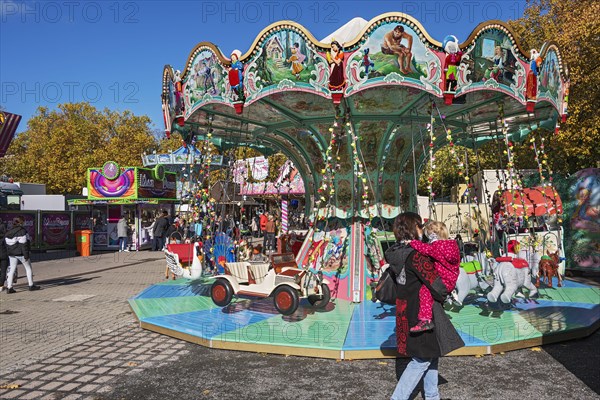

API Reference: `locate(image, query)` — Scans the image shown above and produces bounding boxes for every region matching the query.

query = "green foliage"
[1,102,157,194]
[418,140,543,197]
[265,59,314,82]
[418,145,475,198]
[357,52,425,79]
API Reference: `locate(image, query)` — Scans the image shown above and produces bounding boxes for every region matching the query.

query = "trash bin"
[75,230,92,257]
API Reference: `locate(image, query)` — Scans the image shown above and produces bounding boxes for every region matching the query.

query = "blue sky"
[1,0,528,134]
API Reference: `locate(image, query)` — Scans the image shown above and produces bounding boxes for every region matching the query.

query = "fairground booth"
[128,13,599,360]
[69,161,177,251]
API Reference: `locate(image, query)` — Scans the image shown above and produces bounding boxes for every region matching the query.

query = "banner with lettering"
[41,212,71,246]
[74,213,92,230]
[233,160,247,184]
[249,156,269,181]
[137,169,177,199]
[0,213,37,243]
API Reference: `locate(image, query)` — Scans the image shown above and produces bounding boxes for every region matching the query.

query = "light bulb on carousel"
[309,116,341,242]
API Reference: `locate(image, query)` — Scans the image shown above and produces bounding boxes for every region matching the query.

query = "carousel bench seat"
[225,262,251,282]
[225,261,271,285]
[166,243,195,264]
[248,262,270,284]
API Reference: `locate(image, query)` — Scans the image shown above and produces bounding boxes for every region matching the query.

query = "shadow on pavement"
[29,276,98,289]
[30,249,78,262]
[542,328,600,395]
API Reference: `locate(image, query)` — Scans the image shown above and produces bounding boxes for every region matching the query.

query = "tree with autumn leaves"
[1,103,157,194]
[0,102,288,195]
[508,0,599,173]
[419,0,599,196]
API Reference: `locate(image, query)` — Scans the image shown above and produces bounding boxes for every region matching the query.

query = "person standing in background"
[146,216,156,249]
[117,215,129,252]
[265,214,277,253]
[153,210,170,251]
[260,212,269,252]
[251,216,258,238]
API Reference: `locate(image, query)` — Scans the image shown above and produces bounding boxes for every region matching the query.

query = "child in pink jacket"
[409,221,460,332]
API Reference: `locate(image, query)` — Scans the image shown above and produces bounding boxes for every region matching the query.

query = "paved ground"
[0,250,599,399]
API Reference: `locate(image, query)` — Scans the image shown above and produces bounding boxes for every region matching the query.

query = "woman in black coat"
[386,212,464,400]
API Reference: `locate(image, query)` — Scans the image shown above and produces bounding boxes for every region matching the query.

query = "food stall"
[69,161,177,251]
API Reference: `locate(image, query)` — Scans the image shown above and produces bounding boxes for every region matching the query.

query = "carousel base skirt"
[129,278,600,359]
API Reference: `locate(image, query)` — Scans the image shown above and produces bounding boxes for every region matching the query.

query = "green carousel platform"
[129,277,600,359]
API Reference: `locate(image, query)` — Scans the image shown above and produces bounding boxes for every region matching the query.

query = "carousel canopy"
[161,12,569,217]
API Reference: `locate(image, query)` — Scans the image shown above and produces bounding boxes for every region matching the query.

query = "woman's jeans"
[266,233,276,251]
[119,236,127,251]
[7,256,34,288]
[391,357,439,400]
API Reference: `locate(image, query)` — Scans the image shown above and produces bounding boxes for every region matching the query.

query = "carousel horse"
[536,250,562,288]
[487,240,538,304]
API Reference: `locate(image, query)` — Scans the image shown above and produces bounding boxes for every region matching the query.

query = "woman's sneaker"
[410,319,435,333]
[28,285,41,291]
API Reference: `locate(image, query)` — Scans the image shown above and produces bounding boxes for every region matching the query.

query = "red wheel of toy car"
[273,286,299,315]
[211,279,233,307]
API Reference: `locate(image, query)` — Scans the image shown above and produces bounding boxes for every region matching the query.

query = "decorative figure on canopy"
[561,82,569,122]
[327,40,346,89]
[174,70,184,115]
[526,49,543,110]
[228,50,244,99]
[327,39,346,104]
[201,60,216,95]
[161,97,172,139]
[287,42,306,79]
[362,48,374,76]
[228,49,245,113]
[442,35,463,104]
[381,25,413,74]
[443,35,463,91]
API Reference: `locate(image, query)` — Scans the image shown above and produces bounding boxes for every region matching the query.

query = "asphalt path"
[1,251,598,400]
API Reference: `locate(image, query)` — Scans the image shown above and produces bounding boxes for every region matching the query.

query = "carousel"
[129,13,599,359]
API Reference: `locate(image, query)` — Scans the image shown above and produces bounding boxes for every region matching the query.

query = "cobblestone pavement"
[0,251,598,399]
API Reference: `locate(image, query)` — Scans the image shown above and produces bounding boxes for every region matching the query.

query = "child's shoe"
[410,319,435,333]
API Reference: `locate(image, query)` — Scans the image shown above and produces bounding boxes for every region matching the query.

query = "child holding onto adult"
[409,221,460,332]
